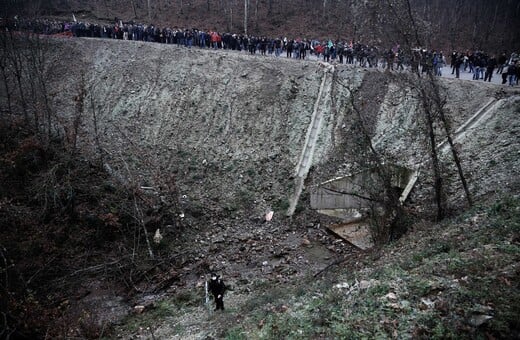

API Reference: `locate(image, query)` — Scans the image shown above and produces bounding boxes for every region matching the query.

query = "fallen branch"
[26,254,58,285]
[313,256,349,278]
[59,256,132,279]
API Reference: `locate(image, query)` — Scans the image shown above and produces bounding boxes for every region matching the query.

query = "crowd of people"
[3,16,519,85]
[449,50,519,86]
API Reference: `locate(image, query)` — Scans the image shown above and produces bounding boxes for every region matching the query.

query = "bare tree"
[384,0,473,218]
[27,33,53,142]
[131,0,138,19]
[255,0,258,31]
[334,78,406,244]
[0,33,12,114]
[6,33,29,124]
[417,81,446,220]
[229,6,233,32]
[244,0,248,35]
[426,72,473,208]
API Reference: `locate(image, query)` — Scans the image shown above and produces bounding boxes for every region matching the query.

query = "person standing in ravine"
[208,273,227,311]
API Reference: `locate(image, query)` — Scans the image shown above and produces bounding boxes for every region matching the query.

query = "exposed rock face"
[44,37,519,218]
[50,38,361,218]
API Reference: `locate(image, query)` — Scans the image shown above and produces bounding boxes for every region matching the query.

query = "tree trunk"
[482,3,499,48]
[0,64,12,115]
[9,44,29,124]
[255,0,258,31]
[33,38,52,142]
[244,0,248,35]
[0,34,12,115]
[104,0,109,18]
[428,74,473,208]
[230,7,233,32]
[131,0,138,19]
[421,91,445,221]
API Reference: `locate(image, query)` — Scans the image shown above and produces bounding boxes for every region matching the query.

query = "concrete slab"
[311,165,415,210]
[312,164,417,250]
[328,221,374,250]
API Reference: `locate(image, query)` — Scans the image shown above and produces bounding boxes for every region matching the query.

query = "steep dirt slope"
[50,38,361,219]
[44,34,520,251]
[48,37,519,205]
[10,35,519,337]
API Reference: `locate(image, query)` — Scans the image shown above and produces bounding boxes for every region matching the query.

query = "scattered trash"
[153,229,163,244]
[265,211,274,222]
[420,298,435,309]
[469,315,493,327]
[382,292,398,301]
[387,300,410,310]
[134,305,145,314]
[472,304,494,314]
[334,282,350,289]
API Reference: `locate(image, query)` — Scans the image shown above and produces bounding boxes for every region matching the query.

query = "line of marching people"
[4,16,519,86]
[449,50,519,85]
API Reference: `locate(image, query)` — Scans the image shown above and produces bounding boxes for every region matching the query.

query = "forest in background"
[2,0,520,53]
[1,0,520,338]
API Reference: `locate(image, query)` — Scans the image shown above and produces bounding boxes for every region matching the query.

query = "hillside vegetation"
[118,196,520,339]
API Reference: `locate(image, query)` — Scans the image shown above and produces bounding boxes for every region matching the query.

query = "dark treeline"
[397,0,520,52]
[2,0,520,55]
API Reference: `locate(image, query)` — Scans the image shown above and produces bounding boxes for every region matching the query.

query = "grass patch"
[121,300,177,335]
[225,327,248,340]
[120,291,200,336]
[119,197,520,339]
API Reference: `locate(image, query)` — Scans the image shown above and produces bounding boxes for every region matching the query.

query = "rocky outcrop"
[41,37,520,219]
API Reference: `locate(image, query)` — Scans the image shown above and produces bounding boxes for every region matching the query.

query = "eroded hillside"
[47,37,519,215]
[1,35,519,338]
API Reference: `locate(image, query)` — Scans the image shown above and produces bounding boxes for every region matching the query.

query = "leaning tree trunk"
[421,90,445,221]
[428,74,473,208]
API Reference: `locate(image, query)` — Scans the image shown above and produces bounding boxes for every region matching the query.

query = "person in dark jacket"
[451,51,458,74]
[454,53,463,78]
[208,273,226,311]
[507,63,517,86]
[496,52,507,74]
[484,55,497,82]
